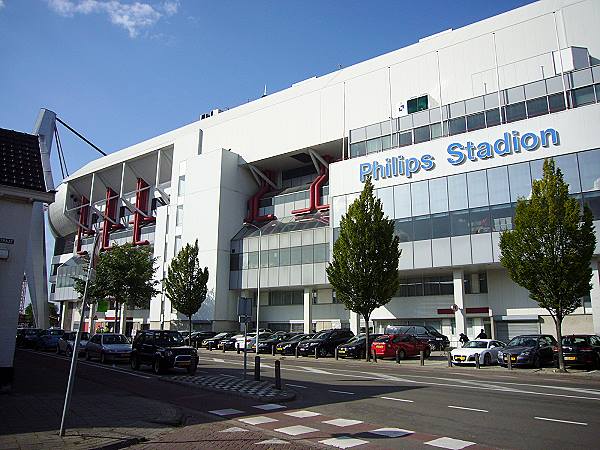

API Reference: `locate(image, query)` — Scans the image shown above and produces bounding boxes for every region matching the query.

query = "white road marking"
[286,383,307,389]
[212,358,225,363]
[253,403,286,411]
[370,428,413,438]
[322,418,363,427]
[274,425,319,436]
[303,367,333,375]
[239,416,278,425]
[319,436,369,448]
[328,389,355,395]
[425,437,476,449]
[379,396,414,403]
[254,438,288,445]
[448,406,488,413]
[209,408,244,416]
[534,417,588,426]
[284,410,321,418]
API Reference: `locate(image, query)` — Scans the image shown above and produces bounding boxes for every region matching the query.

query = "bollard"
[314,347,319,359]
[335,347,338,360]
[222,342,226,353]
[295,345,298,358]
[420,350,425,366]
[271,344,275,357]
[208,342,212,351]
[396,349,401,364]
[372,349,377,363]
[507,353,513,370]
[275,360,281,390]
[237,343,240,354]
[447,352,453,367]
[475,353,480,369]
[254,356,261,381]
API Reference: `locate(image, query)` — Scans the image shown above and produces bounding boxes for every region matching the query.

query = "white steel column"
[590,259,600,335]
[349,311,360,336]
[119,304,127,335]
[303,288,312,334]
[453,269,467,337]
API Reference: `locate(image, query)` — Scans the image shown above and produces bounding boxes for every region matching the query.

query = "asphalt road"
[15,348,600,449]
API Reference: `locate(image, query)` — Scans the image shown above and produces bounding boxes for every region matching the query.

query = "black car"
[203,332,237,350]
[130,330,198,375]
[16,328,42,348]
[498,334,558,368]
[561,335,600,369]
[297,329,355,357]
[385,325,449,351]
[275,334,313,355]
[337,333,382,359]
[255,332,301,354]
[187,331,218,347]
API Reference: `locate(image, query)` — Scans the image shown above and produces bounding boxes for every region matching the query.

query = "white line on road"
[379,396,414,403]
[534,417,588,426]
[287,384,307,389]
[448,405,488,413]
[328,390,355,395]
[212,358,225,363]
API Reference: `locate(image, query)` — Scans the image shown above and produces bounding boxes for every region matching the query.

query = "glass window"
[313,243,328,263]
[350,142,366,158]
[449,101,466,118]
[469,207,491,234]
[399,131,413,147]
[366,123,382,139]
[411,180,430,216]
[530,158,544,181]
[413,110,430,127]
[487,166,510,205]
[429,108,441,123]
[175,205,184,227]
[407,95,428,114]
[174,236,182,255]
[423,276,441,296]
[248,251,258,269]
[555,154,581,193]
[578,149,600,191]
[350,127,366,142]
[269,249,279,267]
[260,250,269,268]
[440,275,453,295]
[376,186,395,218]
[506,86,525,103]
[465,96,485,114]
[430,122,443,139]
[485,109,501,127]
[431,212,450,239]
[583,191,600,220]
[524,80,547,99]
[548,93,566,113]
[508,162,532,201]
[381,134,392,151]
[450,210,469,236]
[571,68,593,88]
[279,247,290,266]
[526,97,549,118]
[467,170,489,208]
[484,93,499,109]
[448,117,466,135]
[381,120,391,135]
[332,195,347,228]
[394,218,413,242]
[572,86,595,107]
[399,115,413,131]
[491,204,513,231]
[177,175,185,196]
[448,174,468,211]
[414,125,431,144]
[413,215,431,241]
[290,247,301,265]
[366,138,383,154]
[393,184,411,218]
[301,246,313,264]
[504,102,526,123]
[429,178,448,213]
[466,112,485,131]
[546,75,564,94]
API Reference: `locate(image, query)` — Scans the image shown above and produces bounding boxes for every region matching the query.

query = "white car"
[451,339,505,365]
[236,332,273,350]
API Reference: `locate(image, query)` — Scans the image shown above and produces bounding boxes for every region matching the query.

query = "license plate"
[338,349,346,353]
[276,346,283,351]
[564,356,576,361]
[375,344,384,349]
[455,356,465,361]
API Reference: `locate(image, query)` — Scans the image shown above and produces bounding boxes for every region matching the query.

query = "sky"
[0,0,534,279]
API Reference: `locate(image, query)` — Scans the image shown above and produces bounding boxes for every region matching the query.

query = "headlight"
[498,351,503,357]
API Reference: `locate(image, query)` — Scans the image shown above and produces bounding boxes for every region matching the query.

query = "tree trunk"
[188,315,193,346]
[554,316,565,372]
[364,313,370,362]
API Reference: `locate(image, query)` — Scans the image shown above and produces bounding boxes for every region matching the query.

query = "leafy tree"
[24,302,59,327]
[499,159,595,371]
[326,176,401,361]
[164,240,209,340]
[74,243,159,332]
[24,304,34,326]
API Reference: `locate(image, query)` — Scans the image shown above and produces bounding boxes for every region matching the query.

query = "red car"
[371,334,431,359]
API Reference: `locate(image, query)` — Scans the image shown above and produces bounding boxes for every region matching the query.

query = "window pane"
[261,250,269,268]
[269,249,279,267]
[350,127,366,142]
[484,93,499,109]
[530,159,544,181]
[176,205,184,226]
[366,123,382,139]
[332,195,347,228]
[466,112,485,131]
[430,122,443,139]
[548,93,566,113]
[279,247,290,266]
[465,96,484,114]
[366,138,382,154]
[571,68,593,88]
[467,170,489,208]
[450,210,470,236]
[399,115,413,131]
[431,212,450,239]
[469,207,491,234]
[509,162,532,201]
[413,215,431,241]
[423,276,440,296]
[485,109,501,127]
[394,218,413,242]
[313,243,328,263]
[526,97,549,118]
[487,166,510,205]
[583,191,600,220]
[381,120,391,135]
[504,102,526,123]
[399,131,413,147]
[448,117,466,135]
[381,134,392,150]
[412,110,429,127]
[440,275,453,295]
[376,186,395,218]
[506,86,525,103]
[248,251,259,269]
[555,154,581,193]
[524,80,547,99]
[301,245,313,264]
[393,184,411,218]
[290,247,302,265]
[448,174,468,211]
[449,101,466,117]
[414,125,431,144]
[350,142,366,158]
[177,175,185,196]
[411,180,430,216]
[572,86,595,107]
[429,178,448,213]
[578,149,600,191]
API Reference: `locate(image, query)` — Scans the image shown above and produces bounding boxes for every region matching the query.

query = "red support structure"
[292,160,330,216]
[132,178,155,245]
[76,195,91,254]
[245,171,275,223]
[101,188,120,249]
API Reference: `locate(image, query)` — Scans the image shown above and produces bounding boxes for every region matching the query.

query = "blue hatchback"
[34,329,65,351]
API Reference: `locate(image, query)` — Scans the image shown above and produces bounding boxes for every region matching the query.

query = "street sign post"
[238,297,253,379]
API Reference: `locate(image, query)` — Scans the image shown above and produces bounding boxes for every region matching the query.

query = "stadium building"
[49,0,600,344]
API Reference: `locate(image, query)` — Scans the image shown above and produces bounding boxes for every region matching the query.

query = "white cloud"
[0,1,5,10]
[46,0,178,38]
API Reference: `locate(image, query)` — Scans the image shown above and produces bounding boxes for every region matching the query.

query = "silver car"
[85,333,132,364]
[57,331,90,357]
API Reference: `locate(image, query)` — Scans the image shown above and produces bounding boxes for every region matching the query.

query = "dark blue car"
[34,329,65,351]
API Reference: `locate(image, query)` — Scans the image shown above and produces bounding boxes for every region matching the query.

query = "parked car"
[450,339,505,365]
[219,334,244,351]
[85,333,132,363]
[203,332,237,349]
[34,328,64,351]
[236,332,273,351]
[186,331,218,347]
[336,333,382,359]
[498,334,558,368]
[561,335,600,369]
[385,325,449,351]
[130,330,198,374]
[371,333,431,359]
[16,328,42,348]
[297,329,354,357]
[275,334,313,355]
[254,332,300,354]
[57,331,90,357]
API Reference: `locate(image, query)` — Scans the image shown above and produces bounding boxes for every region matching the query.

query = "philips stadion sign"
[359,128,559,183]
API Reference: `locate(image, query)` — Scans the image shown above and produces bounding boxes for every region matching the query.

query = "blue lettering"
[406,158,421,178]
[359,163,372,182]
[476,142,493,159]
[521,132,540,151]
[447,143,465,165]
[421,154,435,171]
[466,142,477,161]
[373,161,385,180]
[540,128,559,147]
[494,133,512,156]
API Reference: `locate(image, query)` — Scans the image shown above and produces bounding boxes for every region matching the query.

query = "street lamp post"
[243,222,262,351]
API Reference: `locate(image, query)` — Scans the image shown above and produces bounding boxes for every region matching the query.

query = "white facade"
[49,0,600,343]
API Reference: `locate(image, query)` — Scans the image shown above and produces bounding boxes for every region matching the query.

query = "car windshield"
[424,326,443,336]
[213,333,229,339]
[103,335,128,345]
[463,341,488,349]
[344,336,364,344]
[312,331,332,340]
[508,336,538,348]
[375,335,391,343]
[562,336,590,346]
[154,333,184,346]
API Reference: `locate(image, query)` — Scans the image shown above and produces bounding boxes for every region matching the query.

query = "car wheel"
[397,350,406,360]
[483,353,491,366]
[318,347,328,358]
[130,355,140,370]
[100,352,107,364]
[153,358,163,375]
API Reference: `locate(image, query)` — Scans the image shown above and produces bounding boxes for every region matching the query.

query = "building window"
[268,290,304,306]
[407,95,428,114]
[174,236,182,255]
[176,205,184,227]
[177,175,185,196]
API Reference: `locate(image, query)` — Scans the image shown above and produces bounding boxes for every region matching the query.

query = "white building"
[49,0,600,344]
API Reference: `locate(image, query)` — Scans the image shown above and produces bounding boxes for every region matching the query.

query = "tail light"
[552,346,558,352]
[579,346,594,352]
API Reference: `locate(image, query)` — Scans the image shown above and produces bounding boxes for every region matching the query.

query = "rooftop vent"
[200,109,222,120]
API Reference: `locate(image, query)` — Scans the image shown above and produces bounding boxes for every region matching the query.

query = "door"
[539,337,555,364]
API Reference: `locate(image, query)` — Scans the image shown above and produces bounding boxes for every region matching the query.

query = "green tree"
[326,176,401,361]
[499,159,596,371]
[164,240,209,340]
[24,302,59,327]
[74,243,159,332]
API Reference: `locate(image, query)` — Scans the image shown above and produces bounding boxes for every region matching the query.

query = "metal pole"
[475,353,480,369]
[507,353,513,371]
[254,355,261,381]
[275,360,281,390]
[396,349,401,364]
[492,32,503,124]
[420,350,425,366]
[244,223,262,351]
[243,320,248,380]
[553,11,569,110]
[447,352,453,367]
